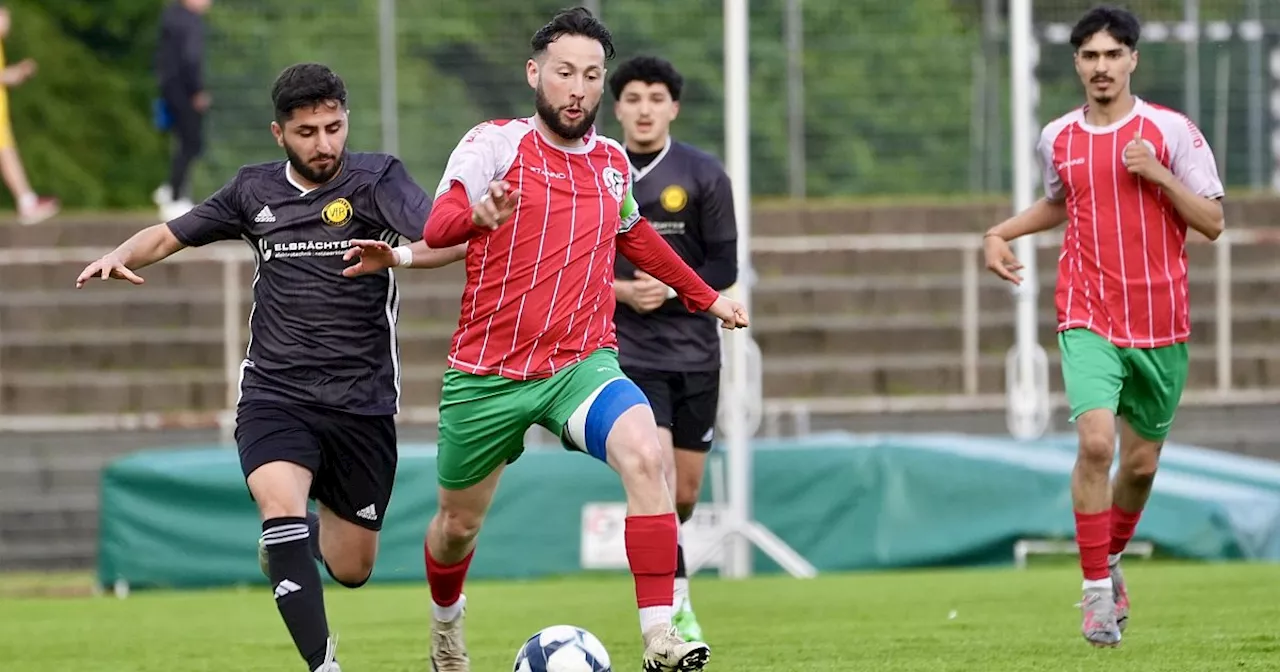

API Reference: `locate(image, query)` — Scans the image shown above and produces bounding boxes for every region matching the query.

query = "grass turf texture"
[3,562,1279,671]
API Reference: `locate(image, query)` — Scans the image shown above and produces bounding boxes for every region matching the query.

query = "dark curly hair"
[608,55,684,101]
[271,63,348,124]
[530,6,615,60]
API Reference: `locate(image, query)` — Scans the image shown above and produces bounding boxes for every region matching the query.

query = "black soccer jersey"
[167,152,430,415]
[614,139,738,372]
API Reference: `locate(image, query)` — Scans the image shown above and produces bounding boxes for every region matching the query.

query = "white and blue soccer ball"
[512,625,612,672]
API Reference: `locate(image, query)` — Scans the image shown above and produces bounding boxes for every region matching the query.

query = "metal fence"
[192,0,1280,203]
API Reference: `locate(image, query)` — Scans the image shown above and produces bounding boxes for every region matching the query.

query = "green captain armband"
[618,184,641,234]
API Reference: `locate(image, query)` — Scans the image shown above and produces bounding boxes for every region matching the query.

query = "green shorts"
[435,348,646,489]
[1058,328,1189,441]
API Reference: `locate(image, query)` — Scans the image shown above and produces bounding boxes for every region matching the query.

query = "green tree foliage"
[3,0,166,209]
[6,0,1266,208]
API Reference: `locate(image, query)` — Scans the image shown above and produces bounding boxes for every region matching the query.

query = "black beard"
[285,144,343,185]
[535,86,598,141]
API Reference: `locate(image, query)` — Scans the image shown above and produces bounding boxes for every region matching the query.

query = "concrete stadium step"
[749,239,1275,279]
[749,195,1280,236]
[0,365,449,415]
[752,305,1280,358]
[0,318,459,372]
[761,345,1280,397]
[752,267,1280,317]
[0,455,106,496]
[0,215,158,248]
[0,283,466,332]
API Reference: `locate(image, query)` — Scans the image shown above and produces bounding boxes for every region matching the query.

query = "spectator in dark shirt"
[153,0,212,221]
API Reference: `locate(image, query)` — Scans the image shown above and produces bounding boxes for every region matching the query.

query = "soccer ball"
[512,625,612,672]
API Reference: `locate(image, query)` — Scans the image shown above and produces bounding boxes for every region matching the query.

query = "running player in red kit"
[982,6,1224,648]
[342,7,744,672]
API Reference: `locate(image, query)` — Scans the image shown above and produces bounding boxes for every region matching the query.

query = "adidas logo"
[255,205,276,223]
[274,579,301,599]
[355,504,378,521]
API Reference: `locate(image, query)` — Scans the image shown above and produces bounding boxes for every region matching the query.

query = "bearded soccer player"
[982,6,1224,647]
[607,54,738,643]
[349,7,745,672]
[76,63,464,672]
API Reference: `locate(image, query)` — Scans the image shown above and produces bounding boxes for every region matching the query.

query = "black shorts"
[235,400,397,531]
[624,367,720,453]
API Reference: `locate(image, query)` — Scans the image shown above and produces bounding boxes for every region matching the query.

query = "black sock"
[263,517,332,671]
[675,543,688,579]
[305,511,324,564]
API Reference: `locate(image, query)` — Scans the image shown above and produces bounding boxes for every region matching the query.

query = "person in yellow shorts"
[0,6,59,226]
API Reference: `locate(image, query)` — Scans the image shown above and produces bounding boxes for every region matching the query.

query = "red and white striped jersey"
[429,118,717,380]
[1038,97,1225,348]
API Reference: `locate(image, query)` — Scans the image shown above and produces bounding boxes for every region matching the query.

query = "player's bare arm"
[982,197,1068,284]
[341,239,466,277]
[1122,136,1224,240]
[74,223,186,287]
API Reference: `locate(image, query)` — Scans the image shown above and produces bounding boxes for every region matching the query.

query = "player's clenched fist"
[1122,133,1168,183]
[471,180,521,231]
[708,295,750,330]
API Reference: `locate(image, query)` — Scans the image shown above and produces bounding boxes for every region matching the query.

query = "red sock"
[425,543,473,607]
[624,513,677,608]
[1109,504,1143,555]
[1074,510,1111,581]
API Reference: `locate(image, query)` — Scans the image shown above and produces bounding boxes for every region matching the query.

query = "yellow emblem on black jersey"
[660,185,688,212]
[322,197,353,227]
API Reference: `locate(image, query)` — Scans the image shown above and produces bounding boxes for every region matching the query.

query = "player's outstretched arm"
[75,223,186,288]
[981,198,1067,285]
[341,239,466,277]
[616,218,748,329]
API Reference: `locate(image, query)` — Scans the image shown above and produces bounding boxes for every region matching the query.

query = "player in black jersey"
[75,63,464,672]
[609,55,739,643]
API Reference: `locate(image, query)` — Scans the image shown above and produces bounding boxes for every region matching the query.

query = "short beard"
[285,143,343,185]
[535,84,598,141]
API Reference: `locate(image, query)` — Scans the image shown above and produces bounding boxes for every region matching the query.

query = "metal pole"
[221,256,242,445]
[983,0,1002,192]
[1183,0,1200,124]
[784,0,805,198]
[961,248,979,395]
[378,0,399,156]
[1246,0,1264,190]
[1007,0,1048,440]
[723,0,752,578]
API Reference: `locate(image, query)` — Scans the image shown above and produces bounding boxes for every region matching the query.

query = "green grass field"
[3,562,1279,671]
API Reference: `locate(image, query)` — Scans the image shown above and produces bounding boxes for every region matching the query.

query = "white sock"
[433,593,466,623]
[17,192,36,211]
[1082,577,1113,592]
[639,605,672,635]
[673,578,690,610]
[1108,552,1122,567]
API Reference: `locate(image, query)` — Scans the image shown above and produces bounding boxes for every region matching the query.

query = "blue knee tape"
[581,379,649,462]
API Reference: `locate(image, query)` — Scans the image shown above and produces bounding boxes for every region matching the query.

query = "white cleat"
[430,597,470,671]
[642,625,710,671]
[315,636,341,672]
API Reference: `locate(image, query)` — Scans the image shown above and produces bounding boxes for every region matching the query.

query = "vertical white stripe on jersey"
[573,146,614,354]
[1062,126,1077,325]
[1109,132,1130,344]
[1134,117,1155,347]
[522,142,577,377]
[504,138,555,373]
[237,234,263,405]
[384,267,401,412]
[1158,141,1178,340]
[474,151,527,368]
[1087,135,1102,335]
